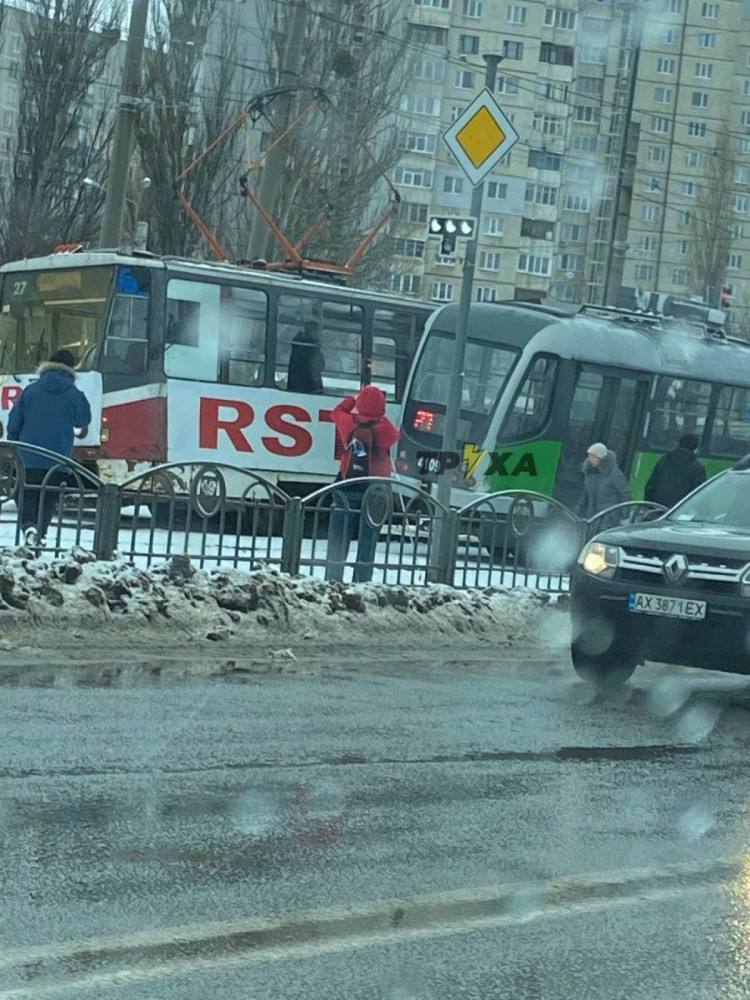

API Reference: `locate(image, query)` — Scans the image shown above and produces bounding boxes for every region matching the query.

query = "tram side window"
[372,308,423,402]
[500,355,558,441]
[164,279,221,381]
[649,377,712,450]
[276,294,363,395]
[218,286,266,387]
[99,266,151,374]
[709,385,750,457]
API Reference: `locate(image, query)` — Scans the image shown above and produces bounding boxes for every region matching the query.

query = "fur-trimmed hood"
[36,361,76,378]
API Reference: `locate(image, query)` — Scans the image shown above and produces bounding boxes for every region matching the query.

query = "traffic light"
[428,216,476,256]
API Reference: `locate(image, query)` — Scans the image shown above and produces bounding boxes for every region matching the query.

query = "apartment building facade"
[389,0,750,325]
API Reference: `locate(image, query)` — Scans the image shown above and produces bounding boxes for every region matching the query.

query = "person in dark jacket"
[577,442,631,521]
[7,349,92,547]
[325,385,400,582]
[287,322,325,394]
[644,434,706,509]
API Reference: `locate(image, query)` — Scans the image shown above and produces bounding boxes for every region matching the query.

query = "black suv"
[571,462,750,684]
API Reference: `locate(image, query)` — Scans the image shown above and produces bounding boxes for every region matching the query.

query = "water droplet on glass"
[675,702,721,743]
[677,803,715,840]
[648,677,691,719]
[230,789,279,837]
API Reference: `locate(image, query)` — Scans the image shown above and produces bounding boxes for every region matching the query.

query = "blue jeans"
[325,485,379,583]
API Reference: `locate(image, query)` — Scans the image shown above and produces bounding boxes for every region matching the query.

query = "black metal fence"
[0,443,666,591]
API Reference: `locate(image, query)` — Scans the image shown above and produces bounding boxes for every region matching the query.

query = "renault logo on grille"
[663,553,689,584]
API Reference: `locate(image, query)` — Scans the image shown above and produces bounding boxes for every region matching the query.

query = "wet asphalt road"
[1,648,750,999]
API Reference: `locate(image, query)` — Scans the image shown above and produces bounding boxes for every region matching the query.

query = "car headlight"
[579,541,619,580]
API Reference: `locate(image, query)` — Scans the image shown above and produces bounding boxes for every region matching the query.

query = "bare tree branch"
[689,126,735,300]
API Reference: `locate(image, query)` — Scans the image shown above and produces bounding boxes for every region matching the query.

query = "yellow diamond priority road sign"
[443,89,519,187]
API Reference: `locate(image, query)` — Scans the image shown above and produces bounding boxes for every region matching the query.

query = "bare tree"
[688,126,735,302]
[254,0,410,288]
[0,0,121,262]
[135,0,245,257]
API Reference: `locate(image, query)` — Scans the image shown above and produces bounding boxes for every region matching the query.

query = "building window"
[413,58,446,83]
[672,269,688,285]
[661,28,679,44]
[634,264,654,281]
[2,111,14,130]
[506,4,526,23]
[732,195,750,213]
[729,253,743,269]
[398,201,428,223]
[574,105,600,123]
[742,111,750,126]
[642,204,659,222]
[579,46,607,63]
[0,137,12,152]
[698,32,717,47]
[521,217,554,239]
[9,34,22,53]
[518,253,551,276]
[525,183,557,206]
[657,58,676,73]
[691,91,709,108]
[458,33,480,54]
[651,116,670,134]
[678,210,692,225]
[443,175,464,194]
[701,2,718,16]
[484,215,504,237]
[479,251,501,270]
[645,176,661,192]
[686,150,703,166]
[573,134,598,152]
[649,145,666,162]
[654,87,673,104]
[503,40,524,59]
[408,24,449,46]
[390,273,423,295]
[476,287,498,302]
[678,240,688,254]
[414,0,450,6]
[397,130,438,154]
[577,76,603,95]
[393,238,425,258]
[431,282,454,302]
[8,62,20,79]
[738,139,750,153]
[540,42,575,65]
[681,181,698,197]
[394,166,434,188]
[561,253,585,271]
[562,194,591,211]
[667,0,682,11]
[544,7,577,28]
[560,222,587,241]
[537,79,569,102]
[688,121,707,137]
[642,236,657,251]
[463,0,482,15]
[454,70,476,88]
[735,167,750,185]
[497,75,519,95]
[732,223,745,239]
[400,95,441,116]
[487,180,508,200]
[533,112,564,135]
[695,61,713,78]
[528,148,561,170]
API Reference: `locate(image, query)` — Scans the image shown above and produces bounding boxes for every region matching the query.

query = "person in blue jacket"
[7,349,92,547]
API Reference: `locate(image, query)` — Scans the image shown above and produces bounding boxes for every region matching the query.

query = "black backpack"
[345,420,379,478]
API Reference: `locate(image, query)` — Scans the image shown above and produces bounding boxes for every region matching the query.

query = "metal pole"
[99,0,149,249]
[247,0,308,262]
[435,54,501,515]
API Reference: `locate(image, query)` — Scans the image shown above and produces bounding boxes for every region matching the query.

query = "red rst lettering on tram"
[262,405,313,457]
[1,385,22,410]
[199,398,254,452]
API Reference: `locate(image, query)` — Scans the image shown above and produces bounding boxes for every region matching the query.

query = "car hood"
[595,519,750,562]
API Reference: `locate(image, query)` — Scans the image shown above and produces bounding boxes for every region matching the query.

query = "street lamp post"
[83,177,150,249]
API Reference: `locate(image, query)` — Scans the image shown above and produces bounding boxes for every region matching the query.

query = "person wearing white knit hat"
[578,442,631,519]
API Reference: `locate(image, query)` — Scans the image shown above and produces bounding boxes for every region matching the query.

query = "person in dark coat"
[7,349,92,547]
[577,442,631,520]
[325,385,400,583]
[644,434,706,509]
[287,322,325,394]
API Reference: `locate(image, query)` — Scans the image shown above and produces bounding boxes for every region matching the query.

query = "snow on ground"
[0,504,569,593]
[0,545,552,653]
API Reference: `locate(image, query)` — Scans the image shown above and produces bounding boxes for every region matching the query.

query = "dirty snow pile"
[0,547,550,650]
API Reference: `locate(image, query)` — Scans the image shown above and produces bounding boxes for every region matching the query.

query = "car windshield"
[668,471,750,529]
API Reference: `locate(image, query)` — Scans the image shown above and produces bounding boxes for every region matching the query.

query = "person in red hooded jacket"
[325,384,400,582]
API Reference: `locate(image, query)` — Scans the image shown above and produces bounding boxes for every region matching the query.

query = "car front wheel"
[571,640,638,687]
